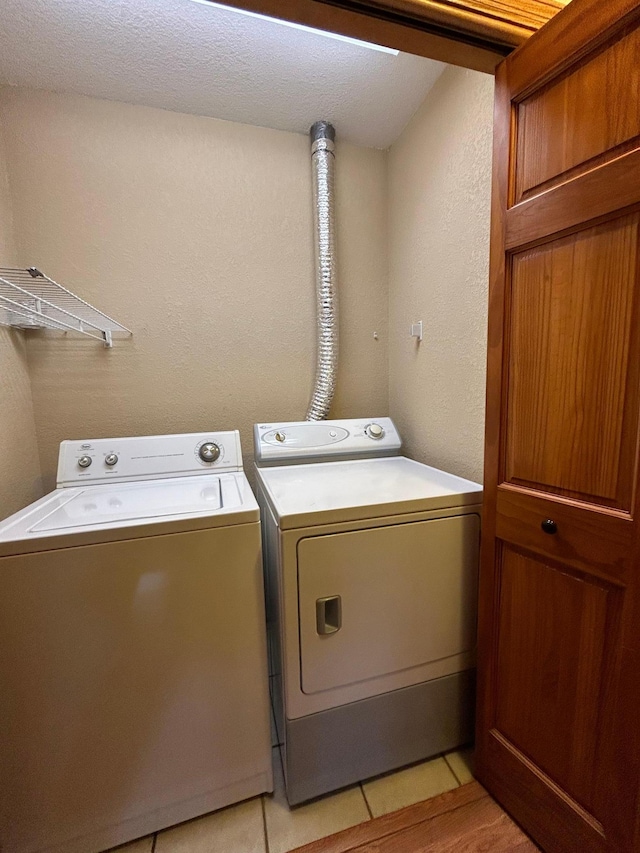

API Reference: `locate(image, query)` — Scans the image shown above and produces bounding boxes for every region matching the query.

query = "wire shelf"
[0,267,132,348]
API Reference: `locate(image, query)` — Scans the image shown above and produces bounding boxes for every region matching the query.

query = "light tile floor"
[112,744,475,853]
[361,755,459,818]
[444,745,474,785]
[265,747,370,853]
[156,798,265,853]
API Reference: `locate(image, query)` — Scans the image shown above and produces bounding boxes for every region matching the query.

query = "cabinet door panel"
[515,26,640,201]
[505,214,640,510]
[495,546,617,815]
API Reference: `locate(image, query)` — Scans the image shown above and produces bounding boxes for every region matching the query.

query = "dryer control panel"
[57,431,243,486]
[254,418,401,466]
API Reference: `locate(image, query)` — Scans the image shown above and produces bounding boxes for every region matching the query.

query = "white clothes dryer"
[254,417,482,804]
[0,432,272,853]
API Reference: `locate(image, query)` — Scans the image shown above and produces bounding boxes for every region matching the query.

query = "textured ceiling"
[0,0,446,149]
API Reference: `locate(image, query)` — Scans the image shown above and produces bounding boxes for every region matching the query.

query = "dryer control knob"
[78,455,92,468]
[275,432,286,442]
[199,442,220,463]
[105,453,118,467]
[366,423,385,440]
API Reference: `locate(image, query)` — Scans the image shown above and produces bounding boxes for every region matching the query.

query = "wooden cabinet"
[476,1,640,850]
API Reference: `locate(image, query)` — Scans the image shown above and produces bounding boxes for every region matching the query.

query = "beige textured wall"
[0,117,42,518]
[388,66,493,484]
[0,88,388,490]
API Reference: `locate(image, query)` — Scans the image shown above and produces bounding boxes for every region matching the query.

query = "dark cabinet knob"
[541,519,558,535]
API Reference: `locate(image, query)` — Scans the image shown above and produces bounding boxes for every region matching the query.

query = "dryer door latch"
[316,596,342,635]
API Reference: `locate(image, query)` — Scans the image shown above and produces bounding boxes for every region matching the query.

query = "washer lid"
[256,456,482,529]
[34,475,231,532]
[0,471,258,551]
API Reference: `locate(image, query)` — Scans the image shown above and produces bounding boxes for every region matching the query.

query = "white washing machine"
[0,432,272,853]
[253,417,482,804]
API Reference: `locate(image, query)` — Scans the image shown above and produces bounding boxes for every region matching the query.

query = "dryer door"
[297,515,479,696]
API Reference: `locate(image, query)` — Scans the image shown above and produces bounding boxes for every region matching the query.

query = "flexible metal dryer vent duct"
[306,120,338,421]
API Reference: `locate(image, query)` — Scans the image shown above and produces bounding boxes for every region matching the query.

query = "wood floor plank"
[290,781,538,853]
[356,796,539,852]
[290,783,486,853]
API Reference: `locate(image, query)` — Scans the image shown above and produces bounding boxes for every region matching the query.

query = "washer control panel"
[254,418,401,466]
[57,431,243,486]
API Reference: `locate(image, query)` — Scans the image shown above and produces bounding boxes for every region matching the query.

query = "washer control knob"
[275,432,286,443]
[199,442,220,463]
[105,453,118,467]
[78,455,92,469]
[366,423,385,440]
